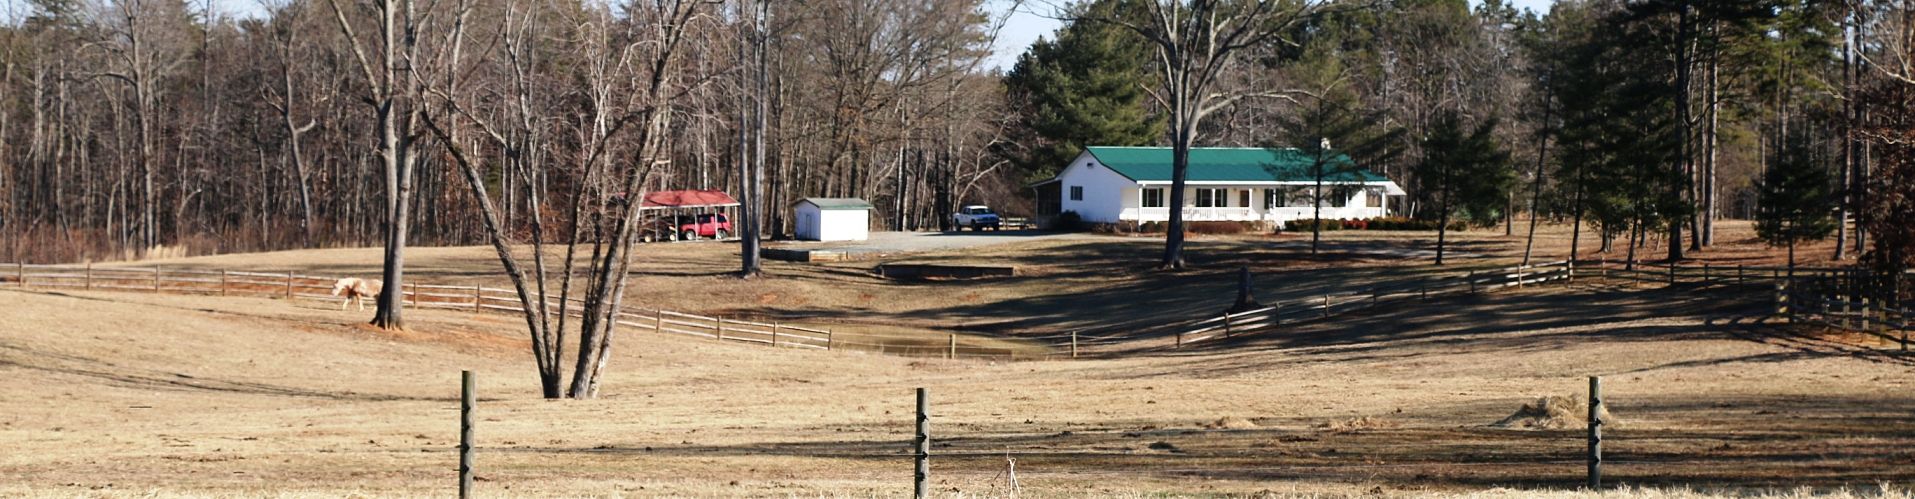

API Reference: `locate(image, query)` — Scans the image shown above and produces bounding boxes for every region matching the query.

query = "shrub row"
[1284,217,1466,232]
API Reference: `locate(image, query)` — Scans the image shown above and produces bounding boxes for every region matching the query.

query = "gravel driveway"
[767,230,1088,256]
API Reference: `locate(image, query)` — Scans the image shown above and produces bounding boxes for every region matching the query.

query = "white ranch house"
[1031,147,1406,228]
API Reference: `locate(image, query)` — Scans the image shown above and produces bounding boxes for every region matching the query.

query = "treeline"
[1004,0,1915,270]
[0,0,1013,263]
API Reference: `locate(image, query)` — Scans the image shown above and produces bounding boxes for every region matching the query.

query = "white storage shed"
[792,198,873,241]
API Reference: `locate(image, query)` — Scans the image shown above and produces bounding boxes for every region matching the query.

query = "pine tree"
[1754,132,1836,271]
[1414,111,1515,265]
[1003,0,1158,182]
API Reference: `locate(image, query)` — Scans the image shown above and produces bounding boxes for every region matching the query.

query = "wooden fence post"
[771,321,780,347]
[1071,331,1079,359]
[286,271,295,299]
[1176,330,1184,349]
[1737,265,1745,283]
[1842,296,1854,330]
[410,283,418,306]
[716,317,726,342]
[655,310,665,334]
[826,329,834,351]
[14,262,22,288]
[1322,294,1331,318]
[460,370,476,499]
[947,334,957,360]
[153,266,162,293]
[1588,375,1603,490]
[84,263,92,290]
[914,387,930,499]
[1702,263,1711,284]
[1468,271,1477,294]
[473,287,483,312]
[1775,281,1790,321]
[1222,312,1233,338]
[219,270,228,296]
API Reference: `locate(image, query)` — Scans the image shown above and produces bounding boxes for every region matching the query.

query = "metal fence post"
[1588,376,1603,490]
[460,370,476,499]
[914,387,930,499]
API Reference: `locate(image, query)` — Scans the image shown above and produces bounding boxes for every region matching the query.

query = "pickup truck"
[951,205,1001,231]
[637,213,732,242]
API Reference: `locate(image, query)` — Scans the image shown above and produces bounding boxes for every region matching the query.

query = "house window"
[1366,189,1384,208]
[1142,188,1165,208]
[1263,189,1285,209]
[1069,186,1084,201]
[1195,188,1227,207]
[1238,190,1250,208]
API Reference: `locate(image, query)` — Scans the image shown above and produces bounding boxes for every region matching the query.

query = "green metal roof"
[795,197,874,210]
[1084,147,1387,183]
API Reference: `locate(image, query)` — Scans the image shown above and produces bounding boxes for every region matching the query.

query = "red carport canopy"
[640,189,740,208]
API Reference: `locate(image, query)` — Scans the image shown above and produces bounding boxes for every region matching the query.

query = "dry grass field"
[4,222,1911,497]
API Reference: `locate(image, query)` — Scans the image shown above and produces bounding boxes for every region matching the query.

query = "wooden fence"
[1568,259,1912,351]
[0,262,861,353]
[1169,260,1575,347]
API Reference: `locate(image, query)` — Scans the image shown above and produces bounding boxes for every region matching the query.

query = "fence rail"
[1170,260,1575,348]
[0,261,886,356]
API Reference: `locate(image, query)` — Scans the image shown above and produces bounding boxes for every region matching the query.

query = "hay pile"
[1493,394,1618,430]
[1205,416,1258,430]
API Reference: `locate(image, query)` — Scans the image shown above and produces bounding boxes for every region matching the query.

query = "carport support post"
[914,387,930,499]
[1587,375,1603,490]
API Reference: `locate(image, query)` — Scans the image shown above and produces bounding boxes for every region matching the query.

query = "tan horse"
[330,277,382,311]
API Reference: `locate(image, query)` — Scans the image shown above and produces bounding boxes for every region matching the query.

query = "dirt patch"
[1321,416,1397,434]
[1493,394,1617,430]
